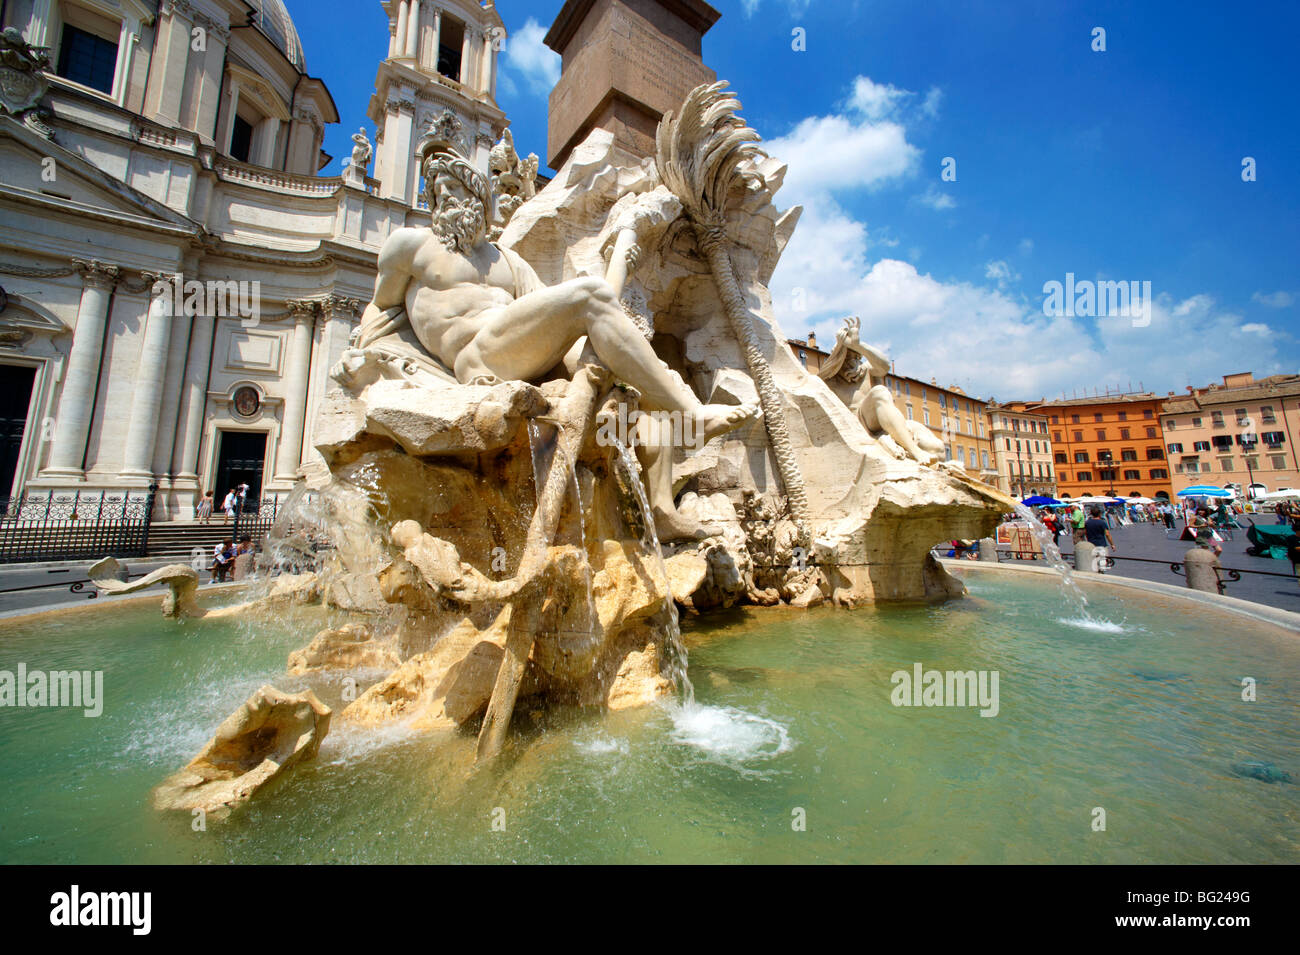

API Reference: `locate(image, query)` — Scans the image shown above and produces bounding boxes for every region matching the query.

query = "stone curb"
[941,558,1300,632]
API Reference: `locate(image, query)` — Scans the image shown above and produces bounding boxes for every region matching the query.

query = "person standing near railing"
[1084,506,1116,573]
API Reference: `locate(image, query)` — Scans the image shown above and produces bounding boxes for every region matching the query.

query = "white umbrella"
[1126,497,1155,505]
[1259,489,1300,502]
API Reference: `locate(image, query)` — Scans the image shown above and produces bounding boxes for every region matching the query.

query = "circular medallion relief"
[233,386,261,418]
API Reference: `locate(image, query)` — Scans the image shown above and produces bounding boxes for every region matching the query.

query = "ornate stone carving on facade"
[417,108,469,160]
[0,27,53,136]
[72,259,122,290]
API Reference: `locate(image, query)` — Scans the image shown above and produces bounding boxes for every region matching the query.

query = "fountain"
[5,84,1294,863]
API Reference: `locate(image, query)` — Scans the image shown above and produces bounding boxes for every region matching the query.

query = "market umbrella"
[1126,497,1155,505]
[1259,489,1300,502]
[1021,496,1060,507]
[1177,485,1232,498]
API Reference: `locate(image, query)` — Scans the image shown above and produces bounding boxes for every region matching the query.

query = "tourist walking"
[196,490,214,524]
[1084,506,1116,573]
[1191,507,1223,557]
[221,489,237,523]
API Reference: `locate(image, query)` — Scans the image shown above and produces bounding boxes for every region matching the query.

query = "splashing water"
[1011,502,1121,632]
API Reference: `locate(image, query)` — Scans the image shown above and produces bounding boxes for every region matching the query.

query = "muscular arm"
[355,228,424,347]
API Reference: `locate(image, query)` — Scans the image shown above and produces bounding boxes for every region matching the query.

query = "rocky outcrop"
[153,686,331,818]
[287,624,401,675]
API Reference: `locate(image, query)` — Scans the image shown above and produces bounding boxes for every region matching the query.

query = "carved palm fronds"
[656,82,810,537]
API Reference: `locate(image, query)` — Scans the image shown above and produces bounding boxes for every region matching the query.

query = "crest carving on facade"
[0,28,53,136]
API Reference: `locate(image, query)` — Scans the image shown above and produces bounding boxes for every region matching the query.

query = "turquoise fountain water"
[0,571,1295,864]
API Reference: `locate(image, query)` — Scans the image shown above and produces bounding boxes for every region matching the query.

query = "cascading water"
[612,439,691,700]
[1011,503,1122,632]
[609,438,791,768]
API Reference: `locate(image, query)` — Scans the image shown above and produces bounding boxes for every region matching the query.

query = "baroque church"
[0,0,511,518]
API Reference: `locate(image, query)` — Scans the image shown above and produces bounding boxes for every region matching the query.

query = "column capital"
[319,295,363,319]
[285,298,321,322]
[72,259,121,290]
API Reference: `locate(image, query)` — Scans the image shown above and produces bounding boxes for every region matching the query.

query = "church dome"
[247,0,307,72]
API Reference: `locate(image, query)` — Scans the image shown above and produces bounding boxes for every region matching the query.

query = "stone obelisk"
[545,0,721,170]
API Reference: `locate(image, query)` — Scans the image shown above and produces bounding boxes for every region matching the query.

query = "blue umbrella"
[1021,496,1060,506]
[1177,485,1232,498]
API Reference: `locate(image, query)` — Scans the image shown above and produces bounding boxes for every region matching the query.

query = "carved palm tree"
[655,81,810,536]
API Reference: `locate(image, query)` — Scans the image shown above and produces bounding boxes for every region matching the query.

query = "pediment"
[0,117,198,233]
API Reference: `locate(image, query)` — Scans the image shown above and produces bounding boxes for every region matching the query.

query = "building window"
[1191,417,1202,427]
[1119,428,1130,440]
[1211,411,1224,428]
[1145,427,1157,438]
[906,404,913,420]
[1143,409,1154,419]
[1053,431,1061,443]
[1074,451,1090,463]
[1235,408,1250,426]
[1219,458,1234,471]
[1146,447,1165,460]
[1262,431,1286,447]
[1150,468,1168,479]
[981,451,989,469]
[1050,416,1059,425]
[1261,406,1276,424]
[1118,411,1128,421]
[1055,452,1068,464]
[924,409,930,426]
[1071,414,1081,424]
[229,115,255,163]
[1165,419,1176,430]
[1166,443,1183,454]
[1096,430,1106,441]
[1123,470,1140,480]
[1094,413,1104,422]
[1193,440,1211,452]
[1271,454,1287,469]
[1121,449,1137,462]
[1077,471,1093,482]
[438,16,466,82]
[798,351,807,366]
[57,23,118,94]
[1073,430,1083,442]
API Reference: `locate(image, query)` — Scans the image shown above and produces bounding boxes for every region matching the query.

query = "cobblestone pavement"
[1016,518,1300,613]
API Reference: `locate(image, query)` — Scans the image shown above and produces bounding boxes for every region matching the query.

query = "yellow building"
[986,401,1056,498]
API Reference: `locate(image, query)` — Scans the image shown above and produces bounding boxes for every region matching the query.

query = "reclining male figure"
[337,149,757,540]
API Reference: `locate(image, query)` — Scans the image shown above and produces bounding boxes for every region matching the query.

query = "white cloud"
[742,0,813,16]
[984,260,1019,288]
[1018,238,1034,256]
[916,185,955,210]
[848,76,912,121]
[1251,290,1294,308]
[1241,323,1272,336]
[921,87,943,119]
[503,18,560,96]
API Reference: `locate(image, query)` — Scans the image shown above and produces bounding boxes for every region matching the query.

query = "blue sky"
[294,0,1299,401]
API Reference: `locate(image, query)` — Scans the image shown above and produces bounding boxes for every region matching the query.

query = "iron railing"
[0,485,158,564]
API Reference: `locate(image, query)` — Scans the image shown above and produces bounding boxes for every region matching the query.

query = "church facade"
[0,0,509,518]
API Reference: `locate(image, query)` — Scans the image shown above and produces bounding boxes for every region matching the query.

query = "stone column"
[406,0,423,59]
[481,29,494,93]
[120,274,178,480]
[171,310,216,481]
[432,9,442,70]
[461,28,473,85]
[395,0,411,57]
[273,301,318,482]
[1184,547,1220,592]
[45,260,120,478]
[1073,540,1096,573]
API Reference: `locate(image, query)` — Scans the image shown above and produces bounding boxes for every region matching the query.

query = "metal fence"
[0,486,158,564]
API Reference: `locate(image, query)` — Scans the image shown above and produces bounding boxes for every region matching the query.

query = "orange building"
[1026,393,1172,500]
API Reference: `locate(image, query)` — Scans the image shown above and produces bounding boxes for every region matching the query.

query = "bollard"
[1074,540,1096,573]
[1183,547,1220,593]
[978,537,998,562]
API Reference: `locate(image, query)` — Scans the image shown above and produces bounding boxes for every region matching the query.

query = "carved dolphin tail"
[655,82,810,541]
